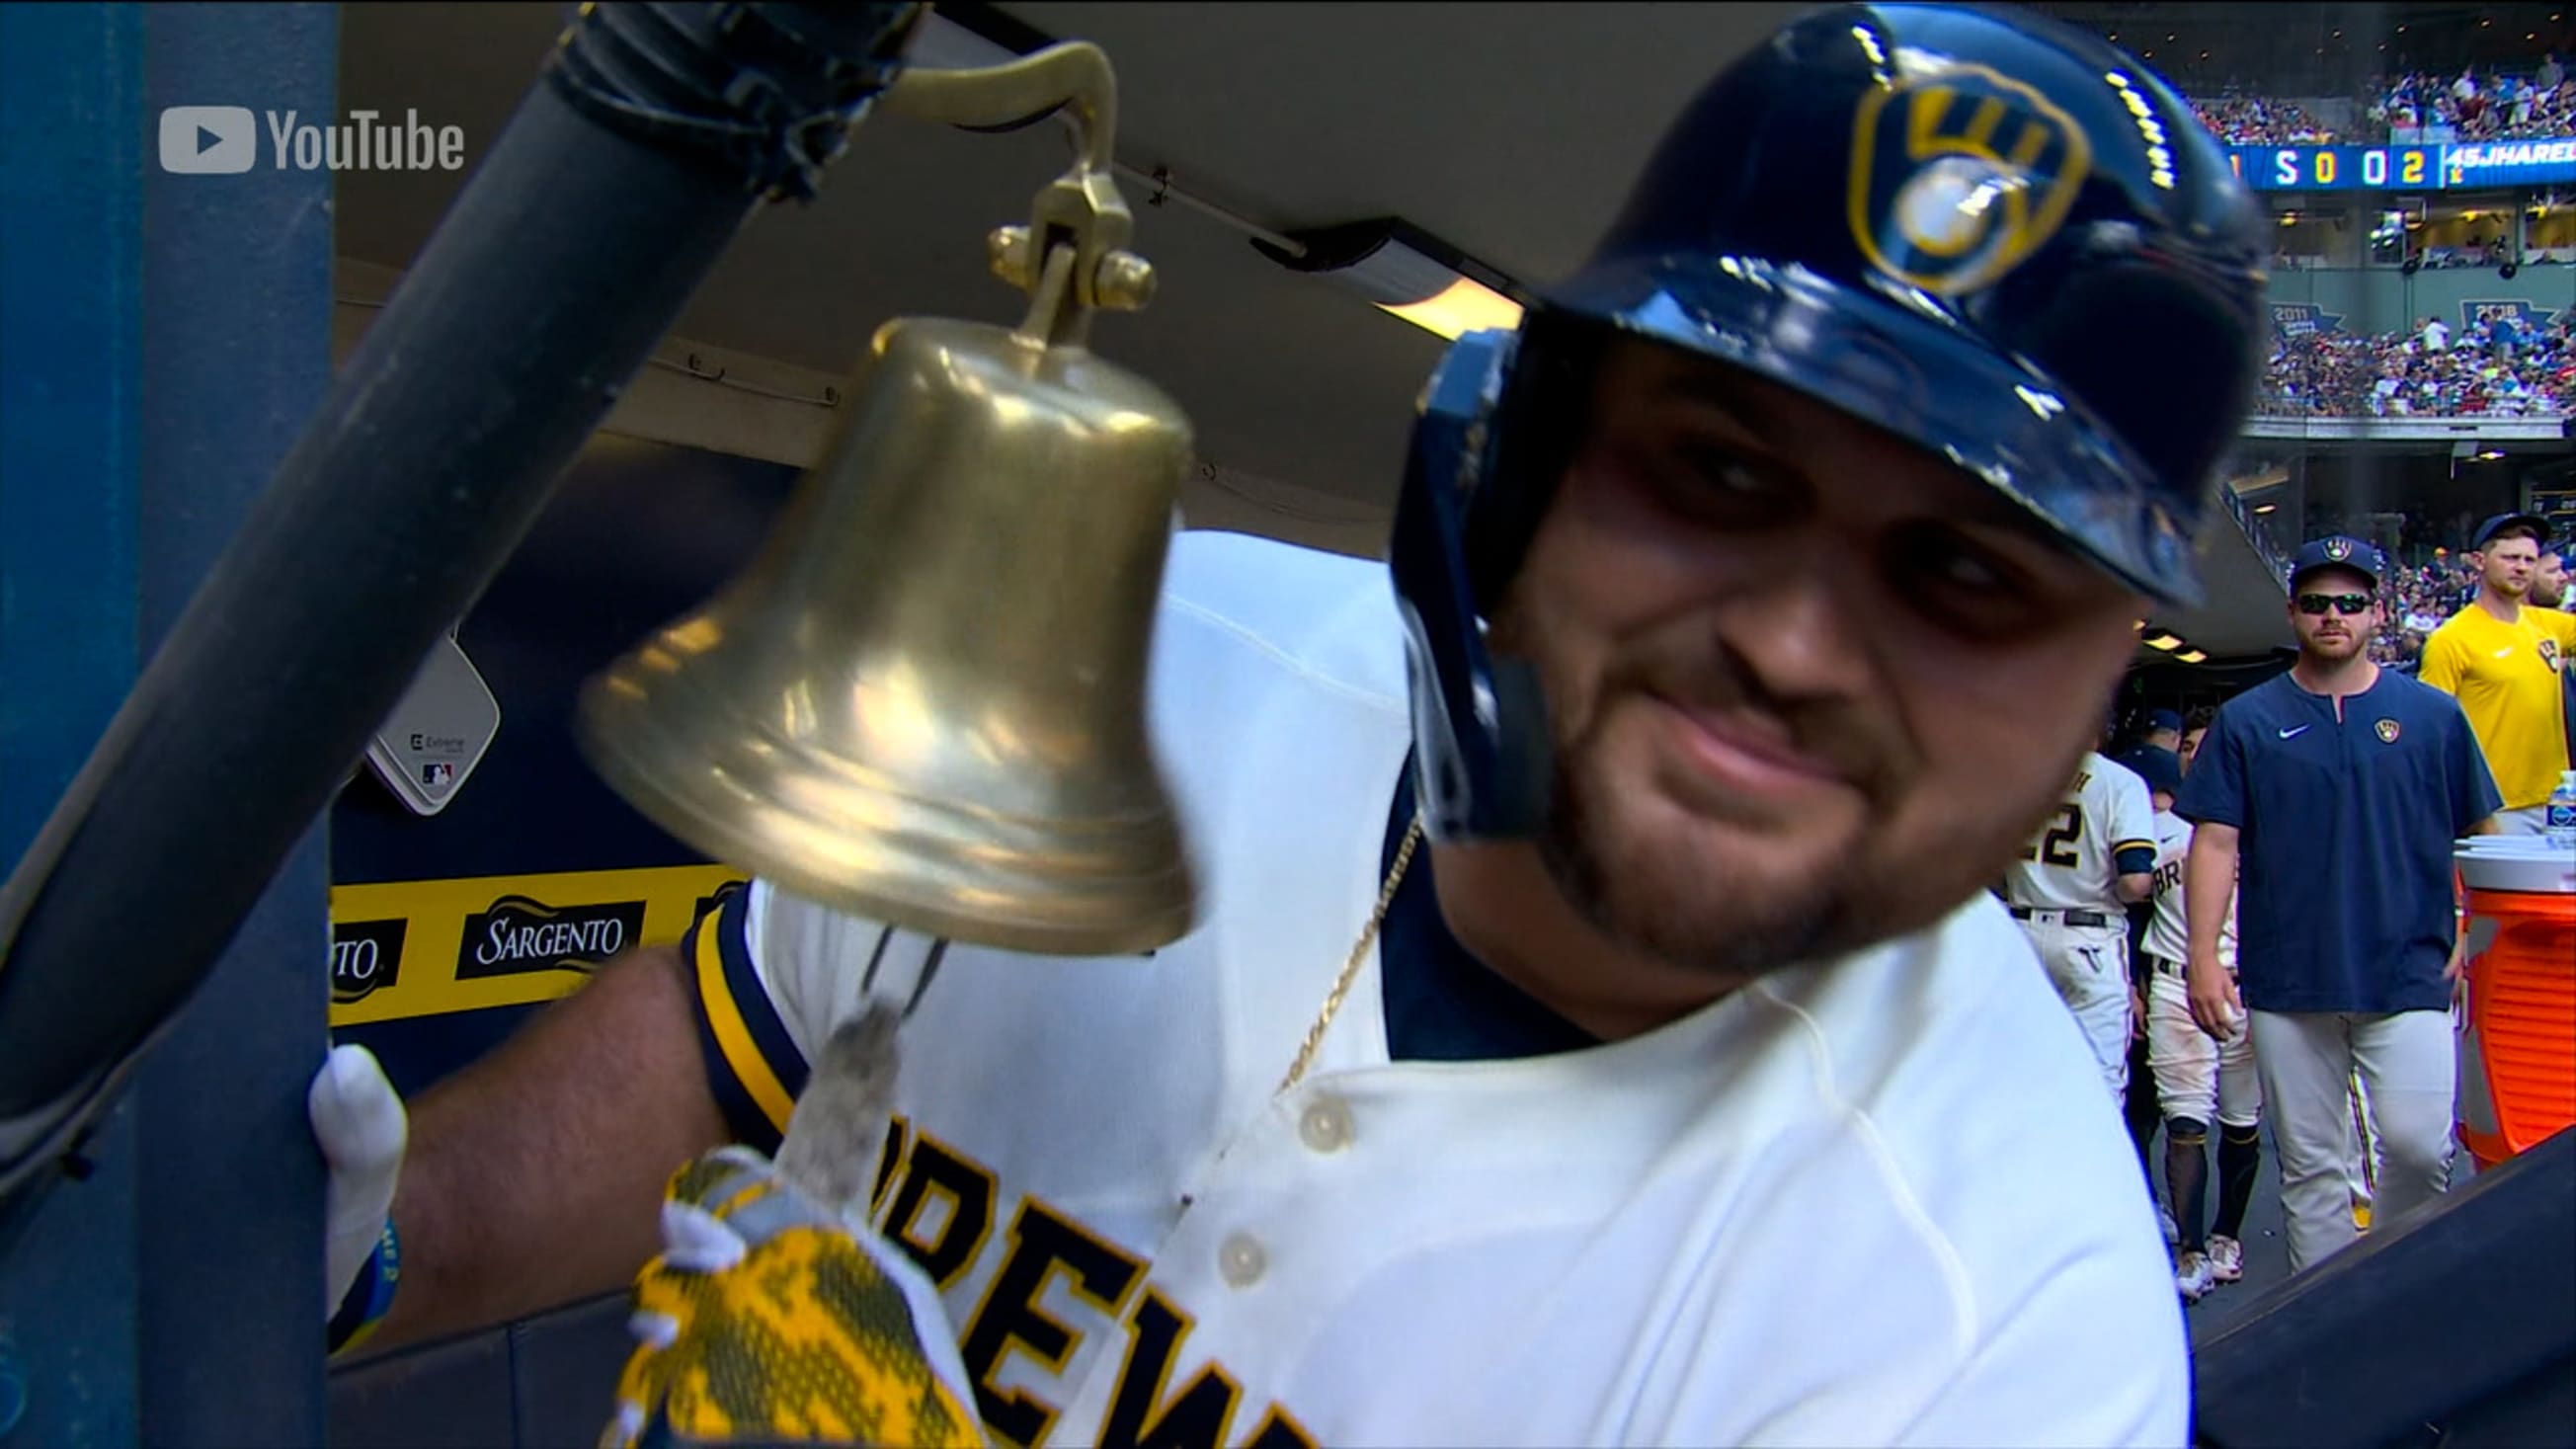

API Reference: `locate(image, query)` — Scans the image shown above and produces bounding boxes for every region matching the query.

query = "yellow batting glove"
[604,1146,984,1449]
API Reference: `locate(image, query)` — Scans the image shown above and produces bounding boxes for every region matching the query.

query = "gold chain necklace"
[1274,815,1425,1095]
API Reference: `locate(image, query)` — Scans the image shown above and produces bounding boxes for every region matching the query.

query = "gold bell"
[577,43,1199,956]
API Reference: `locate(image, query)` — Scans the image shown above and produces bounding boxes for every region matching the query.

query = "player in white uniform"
[300,9,2276,1444]
[2131,746,2263,1302]
[2001,753,2158,1098]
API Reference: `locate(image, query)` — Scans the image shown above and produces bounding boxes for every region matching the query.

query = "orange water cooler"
[2454,839,2576,1169]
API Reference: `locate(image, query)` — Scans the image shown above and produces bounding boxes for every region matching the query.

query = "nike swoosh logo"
[2278,725,2310,739]
[2495,647,2516,658]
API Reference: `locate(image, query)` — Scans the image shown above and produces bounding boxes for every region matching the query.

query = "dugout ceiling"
[332,2,1801,511]
[335,1,2291,651]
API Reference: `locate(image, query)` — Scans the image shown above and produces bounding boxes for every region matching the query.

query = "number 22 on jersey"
[2017,803,2086,868]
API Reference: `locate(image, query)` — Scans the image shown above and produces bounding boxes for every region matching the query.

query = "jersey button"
[1298,1097,1353,1154]
[1218,1233,1267,1288]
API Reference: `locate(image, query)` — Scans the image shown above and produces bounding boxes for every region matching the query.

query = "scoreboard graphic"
[2226,138,2576,192]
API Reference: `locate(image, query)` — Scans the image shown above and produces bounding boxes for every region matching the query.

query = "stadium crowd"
[2187,58,2576,145]
[2191,95,2340,145]
[2371,556,2476,668]
[2260,311,2576,418]
[2373,63,2576,142]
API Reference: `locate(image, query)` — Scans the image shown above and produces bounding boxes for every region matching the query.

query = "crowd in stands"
[2260,311,2576,418]
[2189,95,2339,145]
[2372,62,2576,142]
[2371,557,2475,668]
[2186,57,2576,145]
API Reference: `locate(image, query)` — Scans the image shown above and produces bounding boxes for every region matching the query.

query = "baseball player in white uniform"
[298,9,2278,1444]
[2002,753,2158,1098]
[2132,746,2262,1303]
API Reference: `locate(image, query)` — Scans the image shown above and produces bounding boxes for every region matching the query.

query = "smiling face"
[1486,339,2149,978]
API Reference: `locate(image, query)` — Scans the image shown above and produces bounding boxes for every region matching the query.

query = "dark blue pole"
[0,3,918,1437]
[127,4,337,1443]
[0,3,335,1442]
[0,4,148,1442]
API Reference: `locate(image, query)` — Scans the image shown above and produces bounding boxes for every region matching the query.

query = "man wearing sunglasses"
[2172,536,2501,1274]
[2419,514,2576,833]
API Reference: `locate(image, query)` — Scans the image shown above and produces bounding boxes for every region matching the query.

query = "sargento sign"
[327,864,747,1024]
[456,895,645,981]
[331,919,410,1006]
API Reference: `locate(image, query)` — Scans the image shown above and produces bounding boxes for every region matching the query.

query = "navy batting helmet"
[1391,2,2270,841]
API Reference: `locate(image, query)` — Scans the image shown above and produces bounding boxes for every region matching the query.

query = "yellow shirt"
[2419,603,2575,809]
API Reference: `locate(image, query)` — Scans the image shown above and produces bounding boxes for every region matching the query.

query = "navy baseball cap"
[2119,745,2185,799]
[2471,512,2550,550]
[2141,708,2183,737]
[2289,535,2383,590]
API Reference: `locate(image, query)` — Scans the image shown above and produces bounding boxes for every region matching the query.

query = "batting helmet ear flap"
[1392,330,1555,842]
[1461,313,1612,612]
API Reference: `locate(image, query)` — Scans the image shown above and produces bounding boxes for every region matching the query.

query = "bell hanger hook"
[878,40,1156,351]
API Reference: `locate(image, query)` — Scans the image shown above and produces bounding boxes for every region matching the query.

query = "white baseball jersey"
[2002,751,2156,913]
[2141,809,2237,970]
[688,529,2187,1447]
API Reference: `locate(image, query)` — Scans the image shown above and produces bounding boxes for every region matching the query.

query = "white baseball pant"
[2145,958,2260,1127]
[2248,1008,2457,1274]
[2019,914,2133,1100]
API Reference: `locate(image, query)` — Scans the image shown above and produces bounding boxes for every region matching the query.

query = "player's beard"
[2298,620,2368,663]
[1526,657,2076,983]
[1535,739,1849,978]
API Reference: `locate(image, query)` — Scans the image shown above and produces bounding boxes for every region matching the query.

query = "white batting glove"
[307,1043,408,1317]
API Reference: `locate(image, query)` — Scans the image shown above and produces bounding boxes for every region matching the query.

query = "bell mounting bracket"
[879,40,1155,350]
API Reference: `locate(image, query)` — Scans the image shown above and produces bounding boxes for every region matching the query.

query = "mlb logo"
[421,762,456,787]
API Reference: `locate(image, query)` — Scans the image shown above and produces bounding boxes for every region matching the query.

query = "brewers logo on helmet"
[1848,61,2092,296]
[1388,2,2269,842]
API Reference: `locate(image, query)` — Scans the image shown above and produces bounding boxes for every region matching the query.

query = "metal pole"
[0,6,148,1437]
[0,4,926,1219]
[122,6,339,1440]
